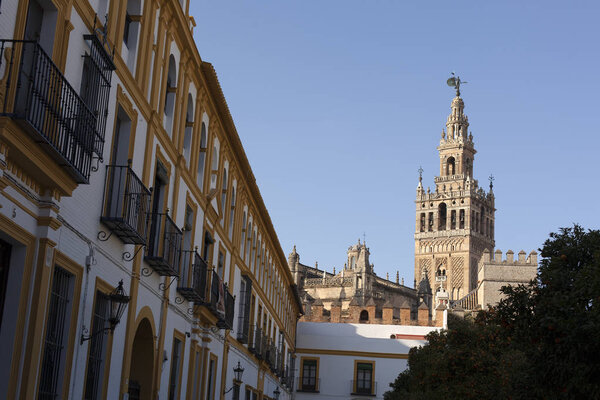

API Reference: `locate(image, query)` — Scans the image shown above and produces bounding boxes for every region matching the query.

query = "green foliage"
[384,225,600,400]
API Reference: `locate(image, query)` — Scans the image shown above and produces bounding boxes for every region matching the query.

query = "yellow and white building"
[0,0,302,399]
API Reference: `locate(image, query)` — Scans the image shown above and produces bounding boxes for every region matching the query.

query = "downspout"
[70,242,95,398]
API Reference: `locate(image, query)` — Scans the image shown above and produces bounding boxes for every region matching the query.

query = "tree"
[385,225,600,400]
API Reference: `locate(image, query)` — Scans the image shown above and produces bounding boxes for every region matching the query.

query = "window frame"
[353,360,375,395]
[299,356,319,392]
[83,278,117,400]
[167,330,186,400]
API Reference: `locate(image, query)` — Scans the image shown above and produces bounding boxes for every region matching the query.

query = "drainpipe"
[70,242,95,398]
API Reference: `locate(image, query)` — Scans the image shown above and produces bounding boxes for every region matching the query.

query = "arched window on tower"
[438,203,447,231]
[459,209,465,229]
[428,212,433,231]
[446,157,455,176]
[420,213,425,232]
[450,210,456,229]
[480,206,485,235]
[465,158,472,176]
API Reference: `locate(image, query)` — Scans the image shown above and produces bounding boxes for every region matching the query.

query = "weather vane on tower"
[447,72,467,96]
[418,166,423,183]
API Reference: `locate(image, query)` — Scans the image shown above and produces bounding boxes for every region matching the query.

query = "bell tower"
[414,76,495,302]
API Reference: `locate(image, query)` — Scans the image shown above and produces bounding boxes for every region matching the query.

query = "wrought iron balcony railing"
[0,39,111,183]
[177,250,208,303]
[298,378,320,393]
[249,325,262,357]
[351,380,377,396]
[216,288,234,330]
[207,270,235,329]
[144,212,182,276]
[100,164,150,245]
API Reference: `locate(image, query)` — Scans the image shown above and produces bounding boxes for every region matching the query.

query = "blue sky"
[191,1,600,284]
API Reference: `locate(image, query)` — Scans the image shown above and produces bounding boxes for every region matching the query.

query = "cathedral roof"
[348,297,361,307]
[418,302,429,310]
[366,297,376,307]
[399,299,411,309]
[312,298,323,306]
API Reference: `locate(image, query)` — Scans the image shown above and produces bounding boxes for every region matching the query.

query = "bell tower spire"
[414,76,495,309]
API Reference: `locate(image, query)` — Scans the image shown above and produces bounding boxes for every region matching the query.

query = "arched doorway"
[128,318,154,400]
[359,310,369,323]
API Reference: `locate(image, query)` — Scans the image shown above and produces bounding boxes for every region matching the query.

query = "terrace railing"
[144,212,182,276]
[100,164,150,244]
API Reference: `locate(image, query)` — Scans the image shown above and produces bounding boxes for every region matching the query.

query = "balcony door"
[106,111,132,219]
[148,163,168,256]
[16,0,57,115]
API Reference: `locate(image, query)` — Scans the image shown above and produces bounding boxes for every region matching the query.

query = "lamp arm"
[80,325,113,345]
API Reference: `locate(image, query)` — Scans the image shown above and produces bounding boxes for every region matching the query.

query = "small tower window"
[420,213,425,232]
[428,212,433,232]
[446,157,456,176]
[459,209,465,229]
[450,210,456,230]
[438,203,447,231]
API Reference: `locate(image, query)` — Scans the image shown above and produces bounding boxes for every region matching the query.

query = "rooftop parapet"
[481,249,538,266]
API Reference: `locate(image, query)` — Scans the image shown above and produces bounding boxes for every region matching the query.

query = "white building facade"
[0,0,301,399]
[294,321,444,399]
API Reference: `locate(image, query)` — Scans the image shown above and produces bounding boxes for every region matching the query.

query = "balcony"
[100,164,150,245]
[207,269,234,329]
[281,367,294,390]
[144,212,182,276]
[177,250,208,303]
[249,325,263,358]
[0,39,111,183]
[351,380,377,396]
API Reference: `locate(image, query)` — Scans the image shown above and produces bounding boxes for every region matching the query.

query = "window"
[451,209,456,230]
[240,212,247,257]
[0,239,11,331]
[163,55,177,135]
[300,358,318,392]
[354,362,374,395]
[168,337,182,400]
[206,355,217,400]
[183,94,194,168]
[446,156,455,175]
[438,203,447,230]
[217,251,225,278]
[228,187,236,240]
[38,267,74,400]
[190,347,202,400]
[81,33,115,157]
[197,122,208,190]
[419,213,425,232]
[220,168,228,224]
[84,291,110,400]
[237,275,252,343]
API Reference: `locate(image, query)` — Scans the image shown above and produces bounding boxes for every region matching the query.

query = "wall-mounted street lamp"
[273,387,281,400]
[81,280,130,344]
[224,361,245,396]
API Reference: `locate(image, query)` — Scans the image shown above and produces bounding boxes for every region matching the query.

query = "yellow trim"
[353,359,376,395]
[168,329,187,400]
[299,356,320,392]
[30,250,84,399]
[296,348,409,359]
[0,118,78,197]
[0,214,36,399]
[82,277,117,399]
